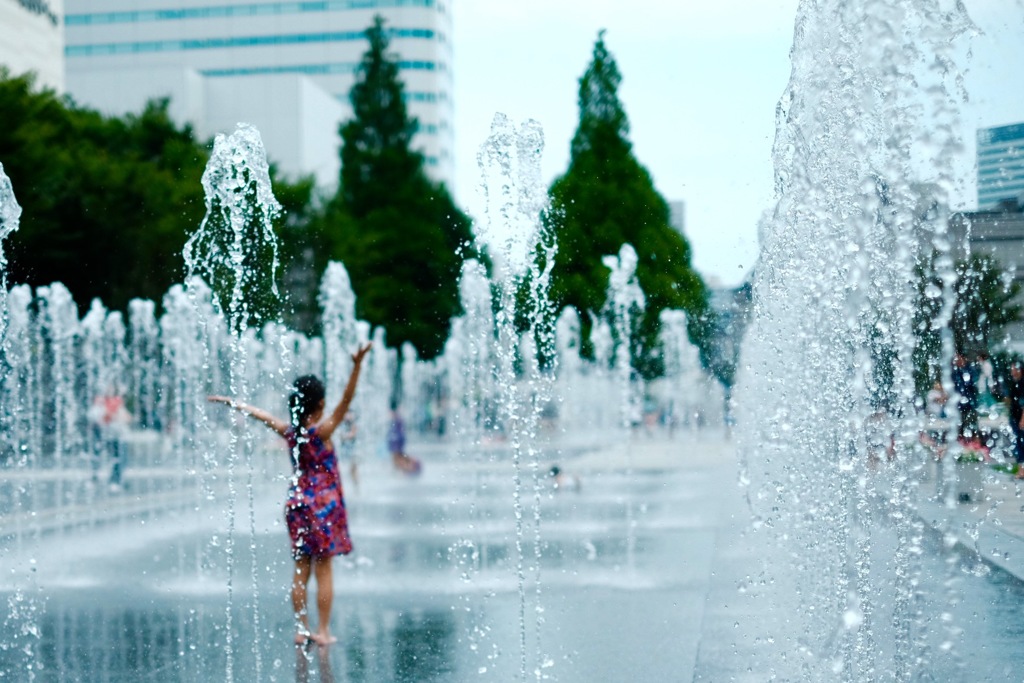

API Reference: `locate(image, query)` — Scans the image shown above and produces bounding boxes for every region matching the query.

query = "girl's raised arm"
[208,395,290,437]
[317,343,372,441]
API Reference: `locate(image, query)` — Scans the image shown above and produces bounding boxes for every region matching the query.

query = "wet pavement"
[2,431,1024,681]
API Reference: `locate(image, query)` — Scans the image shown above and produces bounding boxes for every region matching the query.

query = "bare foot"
[295,629,312,645]
[310,631,338,646]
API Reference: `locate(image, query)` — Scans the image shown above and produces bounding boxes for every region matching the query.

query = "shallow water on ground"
[2,436,1023,682]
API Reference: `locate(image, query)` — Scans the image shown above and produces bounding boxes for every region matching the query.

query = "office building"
[0,0,65,93]
[949,199,1024,350]
[63,0,454,189]
[978,122,1024,210]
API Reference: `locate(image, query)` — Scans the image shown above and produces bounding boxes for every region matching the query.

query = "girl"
[209,342,371,646]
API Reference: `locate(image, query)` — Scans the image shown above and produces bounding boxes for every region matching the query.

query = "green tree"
[0,70,315,318]
[332,16,474,360]
[952,253,1022,354]
[270,171,322,332]
[912,251,1022,396]
[0,73,207,311]
[544,32,710,378]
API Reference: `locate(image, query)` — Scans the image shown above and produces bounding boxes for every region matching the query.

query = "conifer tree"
[545,31,711,378]
[334,16,473,360]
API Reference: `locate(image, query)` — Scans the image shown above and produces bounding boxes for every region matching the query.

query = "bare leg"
[292,555,313,644]
[311,556,337,644]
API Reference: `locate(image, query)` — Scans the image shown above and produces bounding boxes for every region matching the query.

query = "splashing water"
[736,1,975,680]
[0,166,38,676]
[318,262,359,407]
[184,123,284,682]
[448,258,497,449]
[184,123,282,328]
[602,244,645,573]
[602,244,645,434]
[0,162,20,351]
[476,112,556,682]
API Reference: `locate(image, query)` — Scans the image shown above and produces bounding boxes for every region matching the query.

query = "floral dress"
[284,426,353,559]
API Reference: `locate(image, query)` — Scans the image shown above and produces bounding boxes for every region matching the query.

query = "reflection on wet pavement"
[4,436,1024,681]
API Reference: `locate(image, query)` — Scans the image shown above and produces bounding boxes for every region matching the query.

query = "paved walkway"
[561,430,1024,681]
[3,428,1020,681]
[917,460,1024,582]
[562,430,1024,584]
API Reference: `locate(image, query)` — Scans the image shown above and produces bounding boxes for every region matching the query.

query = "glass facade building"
[977,122,1024,210]
[64,0,455,188]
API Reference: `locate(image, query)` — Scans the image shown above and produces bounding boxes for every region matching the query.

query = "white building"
[0,0,65,93]
[64,0,455,189]
[978,122,1024,210]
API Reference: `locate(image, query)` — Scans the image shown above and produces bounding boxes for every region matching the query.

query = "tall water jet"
[449,258,497,449]
[0,164,39,678]
[658,309,705,433]
[317,262,387,470]
[602,243,645,572]
[183,122,283,681]
[0,165,23,477]
[318,262,359,408]
[0,162,20,351]
[476,113,556,681]
[603,244,646,435]
[736,1,975,679]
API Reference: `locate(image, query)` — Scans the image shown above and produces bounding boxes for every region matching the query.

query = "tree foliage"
[332,16,474,360]
[0,70,314,318]
[0,72,207,312]
[912,251,1022,396]
[544,32,711,379]
[951,254,1022,354]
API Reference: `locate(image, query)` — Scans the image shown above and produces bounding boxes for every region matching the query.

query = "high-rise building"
[63,0,454,189]
[0,0,65,93]
[977,122,1024,210]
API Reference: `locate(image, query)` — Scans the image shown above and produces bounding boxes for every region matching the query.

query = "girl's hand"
[351,343,372,365]
[208,396,240,410]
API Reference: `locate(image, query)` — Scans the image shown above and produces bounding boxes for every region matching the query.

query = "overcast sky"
[450,1,1024,288]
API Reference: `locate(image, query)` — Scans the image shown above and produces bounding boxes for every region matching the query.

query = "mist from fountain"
[0,163,19,353]
[601,243,645,573]
[0,109,724,681]
[474,112,556,681]
[735,0,978,680]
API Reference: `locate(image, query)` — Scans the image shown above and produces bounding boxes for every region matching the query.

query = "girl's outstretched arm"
[318,343,372,441]
[208,395,290,437]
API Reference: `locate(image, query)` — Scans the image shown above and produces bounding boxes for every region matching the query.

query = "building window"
[67,31,439,57]
[66,1,436,26]
[404,92,438,103]
[199,60,438,78]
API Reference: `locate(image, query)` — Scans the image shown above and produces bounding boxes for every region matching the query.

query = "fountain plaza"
[4,1,1024,680]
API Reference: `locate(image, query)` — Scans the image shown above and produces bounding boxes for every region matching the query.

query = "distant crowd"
[920,351,1024,476]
